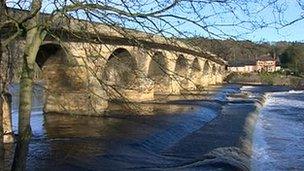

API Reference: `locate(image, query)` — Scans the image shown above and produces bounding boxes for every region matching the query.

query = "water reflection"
[24,104,217,170]
[5,84,238,170]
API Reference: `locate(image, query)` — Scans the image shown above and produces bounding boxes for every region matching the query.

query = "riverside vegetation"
[186,38,304,74]
[226,71,304,89]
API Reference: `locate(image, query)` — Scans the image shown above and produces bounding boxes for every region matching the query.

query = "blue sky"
[246,1,304,42]
[160,0,304,42]
[249,20,304,42]
[38,0,304,42]
[178,0,304,42]
[7,0,304,42]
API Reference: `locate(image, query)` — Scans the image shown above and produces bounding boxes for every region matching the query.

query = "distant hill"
[184,37,304,74]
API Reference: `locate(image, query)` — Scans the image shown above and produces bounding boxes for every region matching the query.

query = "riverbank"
[226,72,304,89]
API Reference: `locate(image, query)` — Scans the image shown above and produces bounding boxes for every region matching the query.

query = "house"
[228,54,281,73]
[256,54,280,72]
[228,60,256,73]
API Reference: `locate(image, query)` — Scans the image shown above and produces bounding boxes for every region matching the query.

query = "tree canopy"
[280,43,304,74]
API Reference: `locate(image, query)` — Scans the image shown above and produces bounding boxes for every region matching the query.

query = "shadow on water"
[5,84,245,170]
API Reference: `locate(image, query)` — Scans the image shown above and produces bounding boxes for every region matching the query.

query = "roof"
[228,59,256,67]
[256,54,276,61]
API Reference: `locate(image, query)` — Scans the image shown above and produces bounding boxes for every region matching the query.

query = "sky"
[173,0,304,42]
[6,0,304,42]
[192,0,304,42]
[249,20,304,42]
[245,2,304,42]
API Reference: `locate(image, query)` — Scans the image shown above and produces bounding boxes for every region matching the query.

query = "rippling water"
[8,84,303,170]
[6,84,240,170]
[251,90,304,171]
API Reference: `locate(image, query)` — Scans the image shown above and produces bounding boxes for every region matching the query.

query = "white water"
[251,90,304,171]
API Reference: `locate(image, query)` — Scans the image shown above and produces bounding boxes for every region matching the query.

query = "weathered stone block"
[44,91,108,115]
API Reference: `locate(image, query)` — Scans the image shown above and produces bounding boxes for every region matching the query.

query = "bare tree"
[0,40,4,171]
[0,0,304,170]
[1,0,8,169]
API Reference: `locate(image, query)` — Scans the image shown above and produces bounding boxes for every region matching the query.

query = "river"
[251,90,304,171]
[4,84,304,170]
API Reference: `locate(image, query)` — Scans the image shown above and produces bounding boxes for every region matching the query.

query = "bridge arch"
[217,65,222,74]
[148,51,168,81]
[190,58,202,73]
[35,43,80,92]
[211,64,217,75]
[203,60,211,75]
[37,43,109,114]
[190,57,202,86]
[102,47,138,89]
[36,43,68,68]
[220,65,226,74]
[174,54,189,78]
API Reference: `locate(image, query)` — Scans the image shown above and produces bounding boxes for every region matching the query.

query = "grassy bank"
[226,72,304,89]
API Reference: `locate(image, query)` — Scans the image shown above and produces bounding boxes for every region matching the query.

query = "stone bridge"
[2,9,228,115]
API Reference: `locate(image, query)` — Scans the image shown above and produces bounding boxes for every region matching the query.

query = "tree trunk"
[0,97,3,171]
[11,14,46,170]
[0,82,4,171]
[0,0,6,169]
[0,34,5,171]
[11,63,34,171]
[2,92,14,144]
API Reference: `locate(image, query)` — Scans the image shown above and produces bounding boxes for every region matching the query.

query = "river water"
[251,90,304,171]
[6,84,304,170]
[7,84,240,170]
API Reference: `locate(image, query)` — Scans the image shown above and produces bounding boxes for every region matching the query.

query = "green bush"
[258,72,276,85]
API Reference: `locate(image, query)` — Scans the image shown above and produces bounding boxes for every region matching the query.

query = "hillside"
[185,37,304,74]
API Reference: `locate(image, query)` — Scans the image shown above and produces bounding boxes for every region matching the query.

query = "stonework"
[2,37,227,116]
